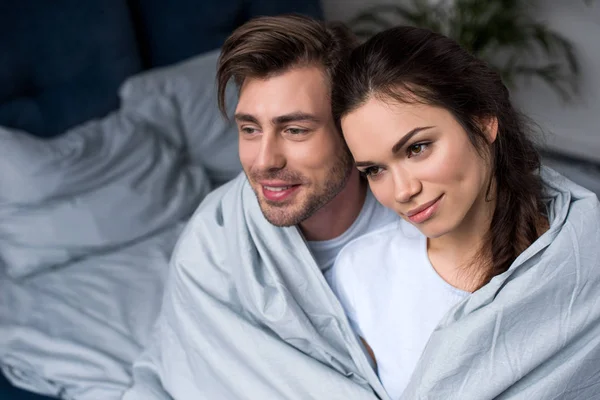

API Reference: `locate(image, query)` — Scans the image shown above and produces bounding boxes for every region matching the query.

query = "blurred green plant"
[348,0,589,101]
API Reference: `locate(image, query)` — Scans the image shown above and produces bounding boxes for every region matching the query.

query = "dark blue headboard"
[0,0,142,138]
[128,0,324,68]
[0,0,323,138]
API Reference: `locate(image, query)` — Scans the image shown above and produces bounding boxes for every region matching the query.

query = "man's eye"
[241,127,258,134]
[286,128,308,135]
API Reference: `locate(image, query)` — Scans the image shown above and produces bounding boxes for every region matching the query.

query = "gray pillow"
[0,96,211,279]
[119,49,242,186]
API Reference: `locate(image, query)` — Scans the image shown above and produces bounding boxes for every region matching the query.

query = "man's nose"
[255,134,286,171]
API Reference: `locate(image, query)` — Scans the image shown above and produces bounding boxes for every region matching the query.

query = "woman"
[329,26,600,399]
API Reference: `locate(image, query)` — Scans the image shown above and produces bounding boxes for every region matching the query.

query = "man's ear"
[480,116,498,144]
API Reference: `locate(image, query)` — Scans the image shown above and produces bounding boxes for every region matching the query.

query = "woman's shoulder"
[536,170,600,280]
[560,195,600,263]
[545,168,600,240]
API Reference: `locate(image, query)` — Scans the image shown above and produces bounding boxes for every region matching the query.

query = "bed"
[1,1,599,400]
[0,1,323,399]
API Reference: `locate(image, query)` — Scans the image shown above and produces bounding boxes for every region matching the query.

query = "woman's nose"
[393,168,421,203]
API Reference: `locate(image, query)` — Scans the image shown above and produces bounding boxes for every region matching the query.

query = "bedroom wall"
[321,0,600,163]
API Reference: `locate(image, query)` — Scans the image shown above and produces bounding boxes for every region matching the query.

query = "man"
[122,15,396,400]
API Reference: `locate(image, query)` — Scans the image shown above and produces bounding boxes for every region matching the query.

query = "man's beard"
[247,148,354,227]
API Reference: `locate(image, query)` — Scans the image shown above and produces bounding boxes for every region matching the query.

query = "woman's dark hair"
[332,26,546,289]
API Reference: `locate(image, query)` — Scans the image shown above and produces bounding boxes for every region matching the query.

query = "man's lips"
[259,181,301,202]
[259,180,299,188]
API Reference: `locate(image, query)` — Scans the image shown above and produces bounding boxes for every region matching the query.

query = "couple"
[123,15,600,400]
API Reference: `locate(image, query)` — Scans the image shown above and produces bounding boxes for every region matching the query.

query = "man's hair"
[217,14,358,117]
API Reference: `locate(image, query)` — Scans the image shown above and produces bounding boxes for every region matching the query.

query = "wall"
[321,0,600,163]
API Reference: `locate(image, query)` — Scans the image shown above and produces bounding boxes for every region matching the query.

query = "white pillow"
[0,96,211,279]
[119,49,242,186]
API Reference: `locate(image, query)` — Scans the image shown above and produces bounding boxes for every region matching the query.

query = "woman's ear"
[478,116,498,144]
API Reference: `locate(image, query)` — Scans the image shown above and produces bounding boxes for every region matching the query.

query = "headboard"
[0,0,323,138]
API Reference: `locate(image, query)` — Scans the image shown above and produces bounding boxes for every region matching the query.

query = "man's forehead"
[241,64,328,87]
[235,66,331,121]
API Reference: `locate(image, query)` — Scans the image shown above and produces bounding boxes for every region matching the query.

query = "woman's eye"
[407,143,428,157]
[363,166,383,178]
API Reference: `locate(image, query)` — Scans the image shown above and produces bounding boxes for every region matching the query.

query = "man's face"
[235,65,353,227]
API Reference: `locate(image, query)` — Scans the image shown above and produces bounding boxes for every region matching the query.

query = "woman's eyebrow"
[355,126,435,167]
[391,126,435,154]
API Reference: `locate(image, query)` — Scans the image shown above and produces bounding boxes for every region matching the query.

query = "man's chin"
[259,202,302,227]
[265,217,297,228]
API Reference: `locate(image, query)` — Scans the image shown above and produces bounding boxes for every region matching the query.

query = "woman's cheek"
[370,179,395,210]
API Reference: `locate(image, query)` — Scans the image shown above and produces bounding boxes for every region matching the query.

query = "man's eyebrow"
[354,126,435,167]
[234,113,259,124]
[234,112,320,125]
[272,112,320,125]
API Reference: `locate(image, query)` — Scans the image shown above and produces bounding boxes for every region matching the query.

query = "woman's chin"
[408,220,450,239]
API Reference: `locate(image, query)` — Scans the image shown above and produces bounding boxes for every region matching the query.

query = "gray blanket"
[123,167,600,400]
[402,167,600,399]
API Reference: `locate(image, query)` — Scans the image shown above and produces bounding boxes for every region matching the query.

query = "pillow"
[119,49,242,186]
[0,96,211,279]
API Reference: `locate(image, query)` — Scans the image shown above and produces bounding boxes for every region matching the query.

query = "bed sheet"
[0,222,185,399]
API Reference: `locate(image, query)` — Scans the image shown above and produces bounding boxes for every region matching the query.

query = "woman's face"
[341,96,496,239]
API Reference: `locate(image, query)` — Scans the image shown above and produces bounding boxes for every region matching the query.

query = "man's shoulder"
[197,172,247,212]
[183,173,249,228]
[171,174,248,261]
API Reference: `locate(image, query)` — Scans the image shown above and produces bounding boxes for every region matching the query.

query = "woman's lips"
[406,195,443,224]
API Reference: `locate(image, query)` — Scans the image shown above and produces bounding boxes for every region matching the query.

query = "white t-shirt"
[330,220,469,400]
[306,188,398,286]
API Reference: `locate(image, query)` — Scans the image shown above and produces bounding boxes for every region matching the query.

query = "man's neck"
[299,170,367,242]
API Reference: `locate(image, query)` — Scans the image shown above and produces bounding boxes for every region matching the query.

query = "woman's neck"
[427,190,496,292]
